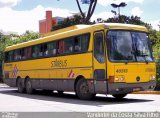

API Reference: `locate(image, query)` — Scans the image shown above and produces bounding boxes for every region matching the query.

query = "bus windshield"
[107,30,153,62]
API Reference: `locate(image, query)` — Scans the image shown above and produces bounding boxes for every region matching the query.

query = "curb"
[131,91,160,95]
[0,84,9,88]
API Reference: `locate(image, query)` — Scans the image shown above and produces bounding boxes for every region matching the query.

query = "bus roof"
[5,23,148,52]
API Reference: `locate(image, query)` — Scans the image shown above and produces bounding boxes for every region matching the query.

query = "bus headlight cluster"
[150,75,156,81]
[114,76,125,82]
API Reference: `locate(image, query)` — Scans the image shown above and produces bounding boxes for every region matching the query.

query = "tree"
[52,14,93,31]
[0,31,39,82]
[76,0,97,23]
[57,0,97,23]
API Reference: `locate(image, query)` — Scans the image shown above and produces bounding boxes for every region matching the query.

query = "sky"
[0,0,160,35]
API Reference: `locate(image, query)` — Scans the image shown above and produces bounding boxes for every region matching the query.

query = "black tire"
[75,78,95,100]
[57,91,64,95]
[112,94,127,99]
[43,90,53,94]
[25,79,34,94]
[17,78,25,93]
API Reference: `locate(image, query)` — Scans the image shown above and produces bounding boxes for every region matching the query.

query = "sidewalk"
[0,83,9,88]
[132,91,160,95]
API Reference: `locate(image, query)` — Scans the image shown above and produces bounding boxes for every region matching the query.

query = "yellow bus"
[3,23,156,99]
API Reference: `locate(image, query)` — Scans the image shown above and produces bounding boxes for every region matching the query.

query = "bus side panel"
[4,52,93,92]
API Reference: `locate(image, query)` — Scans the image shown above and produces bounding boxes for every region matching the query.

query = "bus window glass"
[80,34,90,52]
[94,32,105,63]
[107,31,135,62]
[20,48,25,60]
[107,30,153,62]
[74,37,81,52]
[44,44,48,56]
[48,42,57,56]
[64,38,73,53]
[58,40,64,54]
[14,49,21,61]
[132,32,153,62]
[5,52,9,62]
[25,47,32,59]
[8,51,14,62]
[32,46,39,58]
[39,45,43,57]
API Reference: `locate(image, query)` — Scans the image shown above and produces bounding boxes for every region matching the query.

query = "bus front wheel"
[25,79,34,94]
[75,78,95,100]
[17,78,25,93]
[112,94,127,99]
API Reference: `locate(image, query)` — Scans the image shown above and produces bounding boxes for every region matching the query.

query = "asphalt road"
[0,84,160,112]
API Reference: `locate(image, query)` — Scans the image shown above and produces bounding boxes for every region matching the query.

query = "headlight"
[150,75,156,81]
[114,76,125,82]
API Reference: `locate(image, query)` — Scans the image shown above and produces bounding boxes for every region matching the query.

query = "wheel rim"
[80,82,89,95]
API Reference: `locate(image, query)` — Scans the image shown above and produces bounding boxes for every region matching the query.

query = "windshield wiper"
[138,54,149,64]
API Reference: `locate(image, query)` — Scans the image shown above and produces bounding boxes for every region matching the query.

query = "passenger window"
[80,34,90,52]
[64,38,73,54]
[94,32,105,63]
[32,46,39,58]
[74,34,90,52]
[58,40,64,54]
[14,49,21,61]
[74,37,81,52]
[25,47,32,59]
[48,42,57,56]
[5,52,9,62]
[9,51,14,62]
[39,45,43,57]
[44,44,48,56]
[20,48,26,60]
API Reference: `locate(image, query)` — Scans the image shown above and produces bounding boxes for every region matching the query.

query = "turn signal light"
[108,76,125,83]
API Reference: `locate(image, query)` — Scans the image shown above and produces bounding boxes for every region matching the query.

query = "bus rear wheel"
[17,78,25,93]
[112,94,127,99]
[25,79,34,94]
[75,78,95,100]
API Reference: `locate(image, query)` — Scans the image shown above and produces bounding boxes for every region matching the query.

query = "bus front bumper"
[108,81,156,95]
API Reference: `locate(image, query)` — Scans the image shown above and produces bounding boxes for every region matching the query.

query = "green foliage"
[104,15,150,27]
[0,31,39,82]
[152,31,160,90]
[51,14,93,31]
[7,31,39,46]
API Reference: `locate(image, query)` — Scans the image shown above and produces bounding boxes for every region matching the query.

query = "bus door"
[93,31,107,93]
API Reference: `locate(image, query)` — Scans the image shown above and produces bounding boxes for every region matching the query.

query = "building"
[39,11,64,34]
